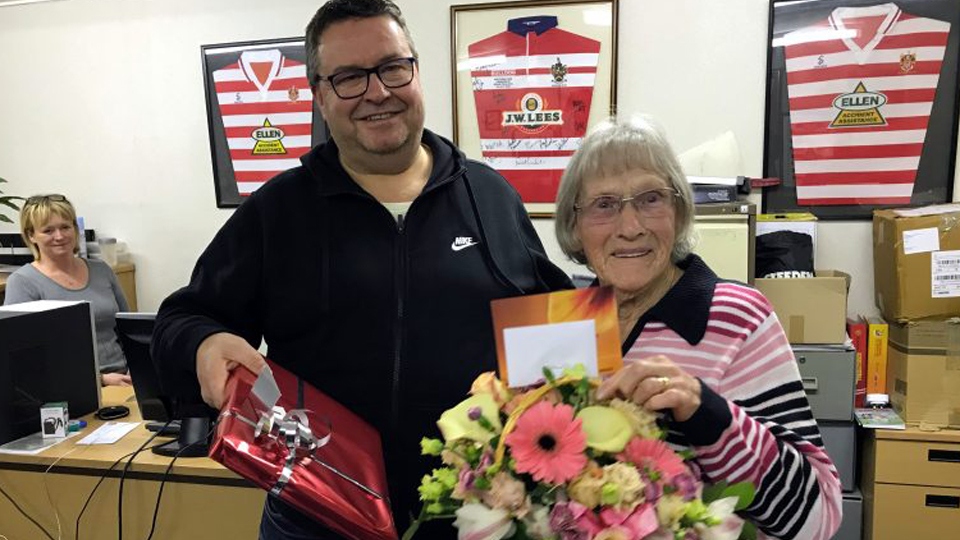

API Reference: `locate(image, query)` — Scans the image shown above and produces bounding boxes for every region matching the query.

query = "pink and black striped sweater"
[622,255,842,540]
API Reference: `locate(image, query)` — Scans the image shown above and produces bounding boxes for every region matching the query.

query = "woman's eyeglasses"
[25,194,68,205]
[574,188,680,225]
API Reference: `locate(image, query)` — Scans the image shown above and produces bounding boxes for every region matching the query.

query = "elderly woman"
[4,194,131,386]
[555,117,842,539]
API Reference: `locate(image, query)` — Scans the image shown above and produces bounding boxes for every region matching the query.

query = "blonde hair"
[20,194,80,261]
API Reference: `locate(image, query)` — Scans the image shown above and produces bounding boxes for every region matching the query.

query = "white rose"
[697,497,745,540]
[454,503,516,540]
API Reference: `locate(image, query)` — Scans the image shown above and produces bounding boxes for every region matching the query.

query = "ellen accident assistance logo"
[502,93,563,134]
[830,81,888,128]
[251,118,288,155]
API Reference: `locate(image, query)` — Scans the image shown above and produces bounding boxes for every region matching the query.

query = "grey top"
[3,259,130,372]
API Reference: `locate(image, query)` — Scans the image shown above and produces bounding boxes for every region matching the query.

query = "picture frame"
[451,0,619,217]
[763,0,960,220]
[201,37,327,208]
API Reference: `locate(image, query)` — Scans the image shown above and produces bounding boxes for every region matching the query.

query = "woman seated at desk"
[3,194,131,386]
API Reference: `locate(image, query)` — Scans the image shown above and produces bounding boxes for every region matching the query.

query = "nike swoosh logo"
[451,241,478,252]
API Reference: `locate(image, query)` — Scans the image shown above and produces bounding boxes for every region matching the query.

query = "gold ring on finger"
[653,376,670,391]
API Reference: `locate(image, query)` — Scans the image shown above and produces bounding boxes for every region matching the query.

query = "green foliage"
[701,480,756,512]
[506,521,534,540]
[701,480,759,540]
[0,177,24,225]
[726,482,756,511]
[420,437,444,456]
[701,480,729,503]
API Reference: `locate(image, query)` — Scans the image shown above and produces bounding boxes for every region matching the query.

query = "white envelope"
[503,320,597,387]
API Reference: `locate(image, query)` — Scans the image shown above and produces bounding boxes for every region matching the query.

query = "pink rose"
[598,504,659,539]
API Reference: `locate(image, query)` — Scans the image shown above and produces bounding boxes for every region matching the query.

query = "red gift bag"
[209,360,398,540]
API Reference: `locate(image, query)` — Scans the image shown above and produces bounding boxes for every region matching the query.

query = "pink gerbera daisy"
[504,401,587,484]
[618,438,688,481]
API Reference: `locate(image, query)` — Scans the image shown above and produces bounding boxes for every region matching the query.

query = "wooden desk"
[0,263,136,310]
[0,387,265,539]
[861,427,960,539]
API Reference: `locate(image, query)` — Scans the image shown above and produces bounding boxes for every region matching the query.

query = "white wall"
[1,0,955,316]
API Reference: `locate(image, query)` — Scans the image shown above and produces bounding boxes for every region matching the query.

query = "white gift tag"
[503,320,597,387]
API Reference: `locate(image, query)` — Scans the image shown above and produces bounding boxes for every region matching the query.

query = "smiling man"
[151,1,572,539]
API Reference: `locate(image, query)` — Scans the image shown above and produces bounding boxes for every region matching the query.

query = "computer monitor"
[115,312,208,457]
[115,312,174,423]
[0,300,101,446]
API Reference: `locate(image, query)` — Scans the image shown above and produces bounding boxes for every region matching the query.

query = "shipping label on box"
[902,227,940,255]
[931,250,960,298]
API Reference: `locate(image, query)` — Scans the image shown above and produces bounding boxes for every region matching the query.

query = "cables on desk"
[42,446,82,540]
[75,419,169,540]
[145,424,216,540]
[116,420,172,540]
[74,448,138,540]
[0,442,78,540]
[0,480,56,540]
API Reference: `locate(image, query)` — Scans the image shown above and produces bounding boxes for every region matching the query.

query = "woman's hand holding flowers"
[596,355,703,422]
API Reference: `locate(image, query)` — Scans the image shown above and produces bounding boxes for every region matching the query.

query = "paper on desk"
[76,422,140,445]
[0,431,81,455]
[504,320,597,387]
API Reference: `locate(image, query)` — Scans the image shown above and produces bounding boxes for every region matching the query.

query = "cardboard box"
[887,319,960,427]
[756,270,850,344]
[874,205,960,321]
[40,401,68,439]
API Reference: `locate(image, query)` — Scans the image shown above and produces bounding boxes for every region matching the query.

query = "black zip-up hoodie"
[152,129,572,535]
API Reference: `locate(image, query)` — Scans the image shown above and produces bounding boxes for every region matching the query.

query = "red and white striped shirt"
[782,3,950,206]
[213,49,314,196]
[467,16,600,203]
[621,256,842,539]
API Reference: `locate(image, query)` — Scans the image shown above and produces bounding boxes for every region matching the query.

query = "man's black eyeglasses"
[25,194,68,205]
[316,57,418,99]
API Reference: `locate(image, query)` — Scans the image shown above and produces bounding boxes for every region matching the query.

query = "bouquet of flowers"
[404,368,755,540]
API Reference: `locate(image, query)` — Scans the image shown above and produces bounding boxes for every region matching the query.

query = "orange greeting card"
[490,287,622,387]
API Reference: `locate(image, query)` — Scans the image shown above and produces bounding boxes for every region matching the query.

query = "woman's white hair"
[554,115,697,266]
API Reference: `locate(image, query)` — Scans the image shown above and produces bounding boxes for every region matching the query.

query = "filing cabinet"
[792,347,855,422]
[862,428,960,539]
[792,346,860,537]
[694,202,755,284]
[835,489,863,540]
[821,422,856,491]
[793,347,857,495]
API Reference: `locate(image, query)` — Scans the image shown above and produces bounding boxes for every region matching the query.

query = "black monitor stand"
[152,416,211,458]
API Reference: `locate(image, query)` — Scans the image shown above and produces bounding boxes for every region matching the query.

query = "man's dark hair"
[305,0,418,89]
